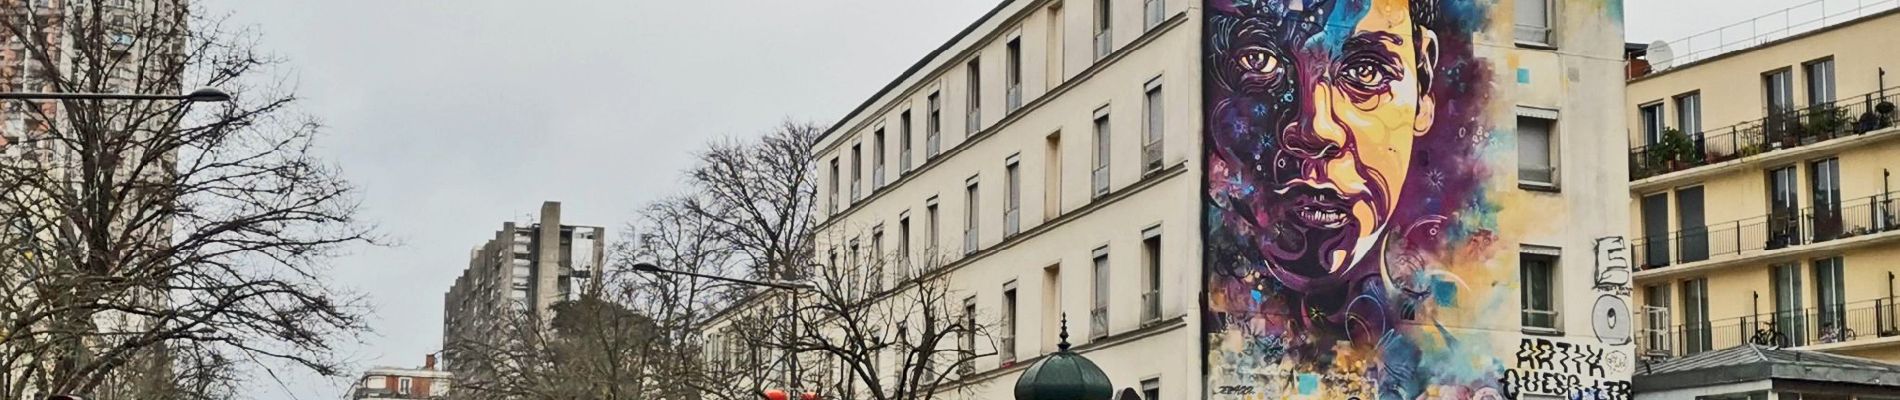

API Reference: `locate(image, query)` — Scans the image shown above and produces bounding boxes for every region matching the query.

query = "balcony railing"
[1638,298,1900,359]
[1142,142,1163,175]
[1144,0,1165,29]
[1141,291,1160,322]
[1094,31,1112,61]
[851,179,862,201]
[966,109,982,134]
[963,228,977,255]
[927,131,941,158]
[1633,191,1900,270]
[1522,309,1560,333]
[1630,86,1900,181]
[873,167,886,188]
[900,148,913,173]
[1000,335,1016,364]
[1092,165,1109,198]
[1004,207,1020,237]
[1007,85,1023,113]
[1090,306,1108,338]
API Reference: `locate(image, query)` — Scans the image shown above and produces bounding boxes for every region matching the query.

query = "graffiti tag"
[1503,338,1633,400]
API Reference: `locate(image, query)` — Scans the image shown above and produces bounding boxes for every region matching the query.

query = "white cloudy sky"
[186,0,1835,398]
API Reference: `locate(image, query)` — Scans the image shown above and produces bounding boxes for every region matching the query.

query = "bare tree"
[0,0,372,398]
[775,243,993,400]
[681,120,823,281]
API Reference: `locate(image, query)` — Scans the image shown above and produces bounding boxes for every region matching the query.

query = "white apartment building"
[708,0,1631,399]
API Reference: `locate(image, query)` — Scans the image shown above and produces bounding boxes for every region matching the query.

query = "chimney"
[424,354,437,371]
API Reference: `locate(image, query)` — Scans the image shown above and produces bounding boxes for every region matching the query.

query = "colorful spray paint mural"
[1199,0,1588,398]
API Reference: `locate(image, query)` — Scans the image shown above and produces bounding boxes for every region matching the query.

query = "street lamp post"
[9,87,230,400]
[0,87,231,102]
[629,262,816,399]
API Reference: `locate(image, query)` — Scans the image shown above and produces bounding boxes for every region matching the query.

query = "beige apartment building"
[703,0,1630,399]
[1625,3,1900,366]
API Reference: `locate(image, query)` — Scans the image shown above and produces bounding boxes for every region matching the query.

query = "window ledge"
[1522,327,1566,337]
[1515,41,1558,51]
[1519,181,1561,193]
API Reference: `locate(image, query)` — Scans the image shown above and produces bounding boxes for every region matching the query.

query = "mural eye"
[1341,63,1392,89]
[1237,49,1282,76]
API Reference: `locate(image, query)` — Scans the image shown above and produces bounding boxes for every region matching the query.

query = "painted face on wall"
[1213,0,1436,293]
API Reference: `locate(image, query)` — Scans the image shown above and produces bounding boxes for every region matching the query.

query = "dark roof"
[1634,345,1900,392]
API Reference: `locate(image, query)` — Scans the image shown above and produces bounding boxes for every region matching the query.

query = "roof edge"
[812,0,1021,148]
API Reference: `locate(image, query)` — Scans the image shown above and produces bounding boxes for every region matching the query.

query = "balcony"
[1141,141,1163,175]
[1091,165,1109,198]
[926,132,942,158]
[1007,84,1023,113]
[1633,191,1900,271]
[1000,335,1016,364]
[966,109,982,134]
[1140,291,1160,323]
[1630,86,1900,181]
[1639,298,1900,360]
[963,228,977,256]
[1090,306,1108,338]
[1004,207,1020,237]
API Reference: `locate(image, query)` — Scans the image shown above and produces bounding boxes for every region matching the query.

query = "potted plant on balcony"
[1803,104,1850,141]
[1657,128,1696,171]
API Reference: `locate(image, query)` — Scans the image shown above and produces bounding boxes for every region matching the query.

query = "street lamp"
[0,86,232,102]
[630,262,813,290]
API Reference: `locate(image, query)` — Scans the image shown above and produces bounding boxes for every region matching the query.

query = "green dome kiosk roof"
[1013,316,1114,400]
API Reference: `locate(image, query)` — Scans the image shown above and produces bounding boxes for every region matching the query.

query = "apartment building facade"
[709,0,1630,399]
[440,201,605,369]
[1626,6,1900,366]
[348,355,454,400]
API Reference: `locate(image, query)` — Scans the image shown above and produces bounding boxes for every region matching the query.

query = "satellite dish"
[1647,40,1677,71]
[1114,388,1144,400]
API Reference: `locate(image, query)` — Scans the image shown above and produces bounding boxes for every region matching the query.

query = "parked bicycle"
[1751,320,1790,348]
[1821,322,1859,343]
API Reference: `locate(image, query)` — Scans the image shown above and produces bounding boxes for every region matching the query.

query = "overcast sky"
[189,0,1836,398]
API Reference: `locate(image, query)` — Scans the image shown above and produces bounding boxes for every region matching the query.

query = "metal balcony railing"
[1004,208,1020,237]
[1142,142,1163,175]
[1630,0,1899,76]
[1000,335,1016,363]
[1090,306,1109,338]
[1513,24,1551,45]
[1638,298,1900,359]
[967,110,982,134]
[1519,165,1556,186]
[1522,309,1560,332]
[926,131,941,158]
[1141,291,1161,322]
[1144,0,1165,29]
[1092,165,1109,198]
[963,228,977,256]
[1007,85,1023,113]
[1633,191,1900,270]
[1630,86,1900,181]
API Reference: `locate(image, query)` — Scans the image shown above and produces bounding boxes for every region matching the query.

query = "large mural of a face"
[1203,0,1506,398]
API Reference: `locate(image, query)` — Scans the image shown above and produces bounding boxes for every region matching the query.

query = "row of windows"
[1637,57,1834,147]
[1637,155,1849,269]
[823,0,1174,217]
[1636,255,1854,356]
